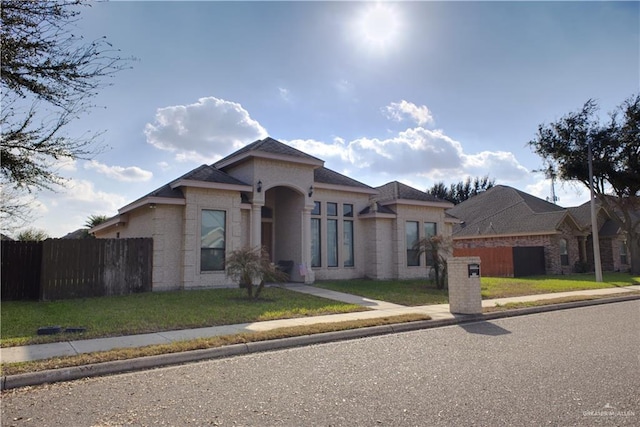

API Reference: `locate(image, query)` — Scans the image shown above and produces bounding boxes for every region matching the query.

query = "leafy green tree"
[0,0,131,227]
[528,94,640,274]
[225,247,288,299]
[427,175,495,204]
[16,227,49,241]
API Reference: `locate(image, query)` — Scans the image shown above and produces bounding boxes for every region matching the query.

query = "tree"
[528,94,640,274]
[84,214,109,230]
[16,227,49,241]
[225,247,289,299]
[427,175,495,204]
[0,1,131,226]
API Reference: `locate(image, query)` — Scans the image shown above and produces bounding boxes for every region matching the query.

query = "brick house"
[91,137,455,290]
[447,185,630,276]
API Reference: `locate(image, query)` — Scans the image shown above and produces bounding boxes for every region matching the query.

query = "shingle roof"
[376,181,448,204]
[447,185,570,237]
[358,202,396,215]
[139,164,248,201]
[215,137,323,167]
[314,167,375,190]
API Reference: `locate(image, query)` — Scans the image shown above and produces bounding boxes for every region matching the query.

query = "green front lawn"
[315,273,639,306]
[1,287,365,347]
[481,272,640,299]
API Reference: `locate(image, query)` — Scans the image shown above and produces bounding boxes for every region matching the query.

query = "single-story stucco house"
[448,185,631,276]
[91,137,456,291]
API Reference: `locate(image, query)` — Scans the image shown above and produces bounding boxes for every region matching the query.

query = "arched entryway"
[261,185,308,282]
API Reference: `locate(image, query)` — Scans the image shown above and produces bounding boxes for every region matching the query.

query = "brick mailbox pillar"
[447,256,482,314]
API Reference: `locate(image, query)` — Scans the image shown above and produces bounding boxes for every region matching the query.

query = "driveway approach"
[2,301,638,426]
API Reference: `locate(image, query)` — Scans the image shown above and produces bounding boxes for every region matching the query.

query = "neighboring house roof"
[215,137,324,169]
[1,233,14,241]
[61,228,89,239]
[448,185,572,238]
[314,167,376,191]
[376,181,451,206]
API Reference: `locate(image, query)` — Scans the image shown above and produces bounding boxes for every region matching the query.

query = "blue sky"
[25,1,639,237]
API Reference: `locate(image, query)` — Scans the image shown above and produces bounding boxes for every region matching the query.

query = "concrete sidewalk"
[2,284,639,365]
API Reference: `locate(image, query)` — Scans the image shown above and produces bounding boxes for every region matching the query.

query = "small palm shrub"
[226,246,289,298]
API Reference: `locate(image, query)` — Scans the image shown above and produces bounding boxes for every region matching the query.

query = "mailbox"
[468,263,480,277]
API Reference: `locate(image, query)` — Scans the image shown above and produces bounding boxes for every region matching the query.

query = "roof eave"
[453,230,560,240]
[380,198,454,209]
[314,182,378,195]
[170,179,252,192]
[119,196,186,215]
[215,150,324,170]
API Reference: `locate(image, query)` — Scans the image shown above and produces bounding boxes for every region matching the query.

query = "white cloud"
[157,161,171,171]
[279,87,292,103]
[384,100,434,126]
[462,151,530,182]
[28,179,129,237]
[84,160,153,182]
[144,97,268,163]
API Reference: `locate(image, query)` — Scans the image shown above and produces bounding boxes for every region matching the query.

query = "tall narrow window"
[343,204,353,217]
[311,218,321,268]
[620,240,628,265]
[327,219,338,267]
[559,238,569,266]
[201,210,226,271]
[344,220,354,267]
[406,221,420,266]
[424,222,437,267]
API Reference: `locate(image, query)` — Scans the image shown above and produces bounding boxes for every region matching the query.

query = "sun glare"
[355,3,402,52]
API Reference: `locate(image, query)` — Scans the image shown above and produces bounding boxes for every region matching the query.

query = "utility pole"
[588,140,603,282]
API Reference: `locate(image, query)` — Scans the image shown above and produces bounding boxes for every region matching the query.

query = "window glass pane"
[344,220,354,267]
[559,238,569,266]
[311,201,321,216]
[311,218,321,267]
[327,202,337,217]
[327,219,338,267]
[201,210,225,271]
[343,204,353,217]
[621,240,628,264]
[424,222,437,237]
[406,221,420,266]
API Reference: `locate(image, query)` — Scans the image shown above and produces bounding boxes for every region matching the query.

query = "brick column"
[447,256,482,314]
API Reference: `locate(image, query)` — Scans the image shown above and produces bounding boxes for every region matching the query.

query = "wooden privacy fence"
[453,246,546,277]
[1,238,152,301]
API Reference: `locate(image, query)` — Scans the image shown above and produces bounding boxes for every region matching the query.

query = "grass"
[481,272,640,299]
[1,314,430,376]
[0,287,365,347]
[315,273,639,305]
[315,279,449,306]
[483,291,640,312]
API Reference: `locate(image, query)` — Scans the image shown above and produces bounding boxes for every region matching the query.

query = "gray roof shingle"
[376,181,448,204]
[447,185,569,237]
[215,137,323,167]
[314,167,374,190]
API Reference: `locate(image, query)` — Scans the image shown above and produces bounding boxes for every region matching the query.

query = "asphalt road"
[2,301,639,426]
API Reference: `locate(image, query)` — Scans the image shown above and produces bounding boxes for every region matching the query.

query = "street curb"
[2,294,639,391]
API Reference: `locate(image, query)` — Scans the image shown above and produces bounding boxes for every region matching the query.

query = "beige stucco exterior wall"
[182,187,243,289]
[362,216,394,279]
[390,203,450,280]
